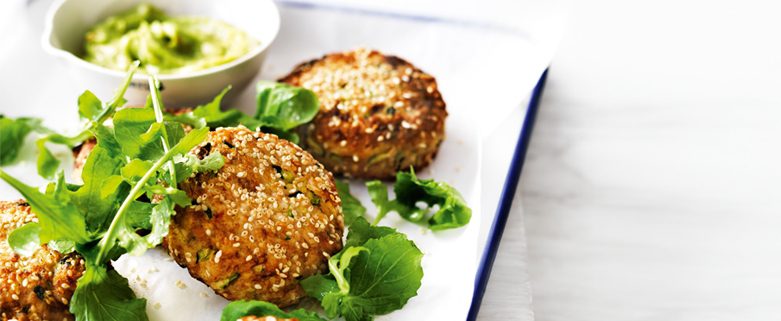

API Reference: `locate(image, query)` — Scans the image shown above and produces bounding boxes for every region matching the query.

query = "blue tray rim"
[467,69,549,320]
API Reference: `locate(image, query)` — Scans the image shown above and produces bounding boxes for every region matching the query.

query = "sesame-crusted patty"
[164,127,344,307]
[280,48,448,180]
[0,200,85,321]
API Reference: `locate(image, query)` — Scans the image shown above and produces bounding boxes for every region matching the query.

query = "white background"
[514,0,781,320]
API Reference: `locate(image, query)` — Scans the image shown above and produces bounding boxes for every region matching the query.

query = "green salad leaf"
[169,82,319,143]
[0,170,90,244]
[7,221,41,256]
[0,70,223,321]
[34,62,139,179]
[367,170,472,230]
[302,182,422,321]
[302,234,423,321]
[335,180,366,226]
[334,180,397,247]
[255,81,319,131]
[70,264,148,321]
[220,300,327,321]
[0,116,41,165]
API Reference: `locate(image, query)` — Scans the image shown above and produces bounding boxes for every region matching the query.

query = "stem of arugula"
[94,68,175,264]
[148,76,177,185]
[328,256,350,294]
[94,145,180,263]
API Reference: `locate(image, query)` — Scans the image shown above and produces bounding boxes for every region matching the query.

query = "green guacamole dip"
[82,4,258,74]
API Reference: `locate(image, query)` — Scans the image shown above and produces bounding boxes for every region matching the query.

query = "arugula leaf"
[0,169,90,244]
[113,108,166,160]
[172,152,224,183]
[366,170,472,230]
[34,62,138,178]
[255,81,319,131]
[344,215,397,249]
[334,180,396,247]
[70,142,128,233]
[306,181,422,320]
[70,264,148,321]
[365,180,410,224]
[0,69,225,321]
[7,222,41,256]
[335,180,366,226]
[300,274,340,302]
[78,90,104,122]
[167,86,254,129]
[303,234,423,321]
[0,115,41,165]
[220,300,326,321]
[168,82,319,143]
[394,171,471,230]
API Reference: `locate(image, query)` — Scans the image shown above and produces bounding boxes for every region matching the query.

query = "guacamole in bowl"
[82,4,258,74]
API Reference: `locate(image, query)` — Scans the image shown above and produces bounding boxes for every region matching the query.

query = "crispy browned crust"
[0,200,85,321]
[279,48,447,180]
[164,127,344,307]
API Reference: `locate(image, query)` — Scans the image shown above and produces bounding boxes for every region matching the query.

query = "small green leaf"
[0,170,89,244]
[167,86,249,129]
[49,239,75,254]
[113,108,165,160]
[70,264,148,321]
[173,152,224,182]
[308,234,424,321]
[220,300,326,321]
[344,215,396,249]
[7,222,41,256]
[329,246,369,294]
[170,127,210,155]
[335,180,366,226]
[36,138,60,180]
[255,81,319,131]
[365,171,472,230]
[121,159,154,184]
[124,201,154,230]
[0,115,39,165]
[70,143,128,232]
[394,171,472,230]
[78,90,104,122]
[301,274,339,301]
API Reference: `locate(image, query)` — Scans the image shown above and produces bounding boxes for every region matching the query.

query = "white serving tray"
[0,0,561,320]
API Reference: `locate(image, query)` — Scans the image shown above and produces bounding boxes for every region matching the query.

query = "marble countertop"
[479,0,781,320]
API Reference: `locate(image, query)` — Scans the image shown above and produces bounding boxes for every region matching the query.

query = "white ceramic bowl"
[43,0,280,107]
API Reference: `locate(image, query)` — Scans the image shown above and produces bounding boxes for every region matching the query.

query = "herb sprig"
[35,61,142,179]
[168,81,319,143]
[2,71,223,321]
[367,169,472,230]
[299,181,423,321]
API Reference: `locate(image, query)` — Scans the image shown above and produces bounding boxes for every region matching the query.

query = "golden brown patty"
[165,127,344,307]
[280,48,447,180]
[0,200,85,321]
